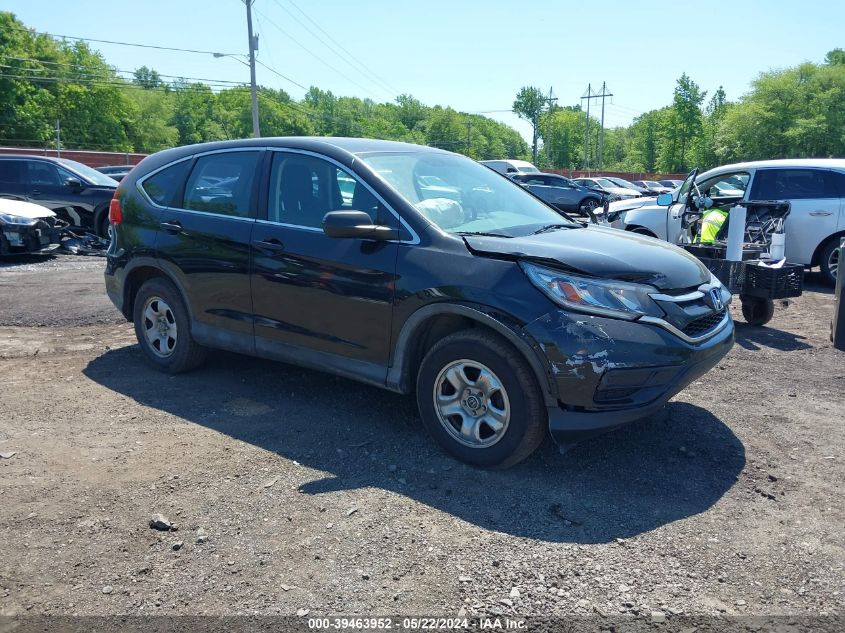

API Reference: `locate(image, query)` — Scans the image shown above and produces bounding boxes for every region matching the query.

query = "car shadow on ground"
[733,322,812,352]
[84,346,745,544]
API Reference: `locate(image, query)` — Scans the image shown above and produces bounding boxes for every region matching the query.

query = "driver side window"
[698,172,749,199]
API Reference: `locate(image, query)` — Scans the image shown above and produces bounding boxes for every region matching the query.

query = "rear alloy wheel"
[580,197,600,213]
[819,237,840,286]
[416,329,546,468]
[133,278,207,373]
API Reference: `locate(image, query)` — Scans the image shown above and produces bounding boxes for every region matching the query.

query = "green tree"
[513,86,546,164]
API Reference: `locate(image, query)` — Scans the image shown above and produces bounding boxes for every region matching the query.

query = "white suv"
[607,159,845,284]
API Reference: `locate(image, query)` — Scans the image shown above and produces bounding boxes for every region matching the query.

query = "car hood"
[0,199,55,219]
[463,224,709,290]
[606,197,660,213]
[606,187,640,197]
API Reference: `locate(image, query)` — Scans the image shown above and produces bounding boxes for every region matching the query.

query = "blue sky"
[5,0,844,141]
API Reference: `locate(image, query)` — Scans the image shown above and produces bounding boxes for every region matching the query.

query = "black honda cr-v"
[105,138,734,468]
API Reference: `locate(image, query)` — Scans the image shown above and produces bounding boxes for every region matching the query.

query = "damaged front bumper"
[0,218,64,255]
[524,309,735,448]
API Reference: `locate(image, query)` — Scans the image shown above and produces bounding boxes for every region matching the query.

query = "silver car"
[606,159,845,284]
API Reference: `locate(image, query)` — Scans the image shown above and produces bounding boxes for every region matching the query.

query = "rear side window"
[751,169,838,200]
[28,161,61,186]
[141,160,191,206]
[0,160,26,183]
[182,151,259,217]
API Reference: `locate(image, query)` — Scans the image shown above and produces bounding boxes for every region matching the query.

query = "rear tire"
[579,197,600,213]
[740,295,775,326]
[416,329,546,468]
[133,277,208,373]
[819,237,840,286]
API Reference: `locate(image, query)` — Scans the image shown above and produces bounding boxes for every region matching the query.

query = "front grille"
[682,309,726,338]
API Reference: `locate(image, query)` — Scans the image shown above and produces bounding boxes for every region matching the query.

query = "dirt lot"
[0,255,842,622]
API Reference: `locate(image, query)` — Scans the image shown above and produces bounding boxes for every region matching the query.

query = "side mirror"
[64,177,83,189]
[656,193,673,206]
[322,210,400,241]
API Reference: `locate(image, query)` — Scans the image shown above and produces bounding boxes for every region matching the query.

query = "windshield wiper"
[456,231,512,238]
[531,224,577,235]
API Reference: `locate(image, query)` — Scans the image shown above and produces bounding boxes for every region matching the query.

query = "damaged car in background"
[0,199,64,255]
[106,138,735,468]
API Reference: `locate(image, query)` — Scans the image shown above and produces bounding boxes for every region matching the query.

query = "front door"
[154,149,261,353]
[250,150,398,383]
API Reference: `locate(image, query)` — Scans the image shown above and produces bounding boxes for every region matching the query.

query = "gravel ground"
[0,255,842,624]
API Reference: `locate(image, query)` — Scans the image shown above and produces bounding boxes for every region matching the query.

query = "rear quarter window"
[750,169,838,200]
[142,160,192,207]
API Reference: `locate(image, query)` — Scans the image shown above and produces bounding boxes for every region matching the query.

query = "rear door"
[749,168,840,265]
[153,149,261,353]
[0,159,29,201]
[250,150,398,381]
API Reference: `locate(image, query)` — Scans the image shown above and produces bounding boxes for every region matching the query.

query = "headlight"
[521,262,662,320]
[0,213,39,226]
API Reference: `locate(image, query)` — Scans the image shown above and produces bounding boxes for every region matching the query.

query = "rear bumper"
[523,309,735,448]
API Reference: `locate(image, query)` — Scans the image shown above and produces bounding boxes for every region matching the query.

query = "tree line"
[516,48,845,173]
[2,12,843,174]
[0,12,528,159]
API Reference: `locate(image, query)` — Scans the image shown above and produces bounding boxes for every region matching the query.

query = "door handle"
[30,189,41,195]
[809,211,832,216]
[252,238,285,253]
[159,221,182,233]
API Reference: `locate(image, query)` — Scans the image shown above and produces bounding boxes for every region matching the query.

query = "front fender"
[619,205,669,240]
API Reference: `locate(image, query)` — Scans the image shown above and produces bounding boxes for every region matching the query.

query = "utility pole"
[245,0,261,138]
[55,119,61,157]
[581,84,592,171]
[542,86,558,166]
[581,82,613,170]
[597,81,613,169]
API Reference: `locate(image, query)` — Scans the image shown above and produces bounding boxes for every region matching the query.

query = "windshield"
[358,152,577,237]
[594,178,617,188]
[59,159,118,186]
[645,181,663,187]
[517,165,540,173]
[610,177,636,188]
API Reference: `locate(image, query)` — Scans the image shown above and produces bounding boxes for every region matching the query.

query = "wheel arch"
[811,230,845,267]
[122,261,192,323]
[387,304,557,407]
[625,225,659,238]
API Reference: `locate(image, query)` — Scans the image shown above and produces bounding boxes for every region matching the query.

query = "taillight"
[109,193,122,225]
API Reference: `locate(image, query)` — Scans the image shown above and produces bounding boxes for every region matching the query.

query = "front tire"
[133,277,208,373]
[819,237,840,286]
[416,329,546,468]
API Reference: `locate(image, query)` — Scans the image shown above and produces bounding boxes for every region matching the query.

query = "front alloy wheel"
[416,329,546,468]
[433,359,510,448]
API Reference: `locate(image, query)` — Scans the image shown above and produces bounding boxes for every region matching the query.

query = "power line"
[0,71,248,93]
[4,23,243,57]
[0,57,249,87]
[254,6,386,101]
[255,59,308,91]
[270,0,397,98]
[286,0,400,95]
